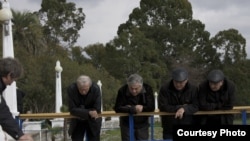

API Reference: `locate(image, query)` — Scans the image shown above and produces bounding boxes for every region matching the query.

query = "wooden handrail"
[19,106,250,119]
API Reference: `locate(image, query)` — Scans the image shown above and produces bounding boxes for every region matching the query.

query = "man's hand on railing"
[89,110,98,119]
[175,107,185,119]
[135,105,143,113]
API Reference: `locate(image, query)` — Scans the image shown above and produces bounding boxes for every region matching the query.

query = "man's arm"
[0,96,24,140]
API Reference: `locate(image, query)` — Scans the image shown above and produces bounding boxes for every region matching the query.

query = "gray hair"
[0,57,23,78]
[76,75,92,87]
[127,73,143,86]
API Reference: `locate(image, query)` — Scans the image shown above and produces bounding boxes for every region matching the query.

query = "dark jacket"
[67,82,102,136]
[113,83,155,129]
[0,79,24,140]
[158,80,198,131]
[197,78,236,125]
[16,89,25,114]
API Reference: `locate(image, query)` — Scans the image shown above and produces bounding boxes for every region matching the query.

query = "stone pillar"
[154,92,160,121]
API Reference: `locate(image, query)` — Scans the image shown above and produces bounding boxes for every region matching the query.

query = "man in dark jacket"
[67,75,102,141]
[158,67,198,140]
[197,69,236,125]
[114,73,155,141]
[0,57,33,141]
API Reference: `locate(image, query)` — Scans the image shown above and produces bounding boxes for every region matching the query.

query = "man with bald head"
[67,75,102,141]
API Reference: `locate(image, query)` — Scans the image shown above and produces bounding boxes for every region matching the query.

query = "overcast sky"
[5,0,250,58]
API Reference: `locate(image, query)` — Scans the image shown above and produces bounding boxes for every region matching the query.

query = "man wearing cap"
[197,69,236,125]
[158,67,199,140]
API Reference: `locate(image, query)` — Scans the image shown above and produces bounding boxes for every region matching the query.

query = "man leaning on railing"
[195,69,236,125]
[158,67,199,140]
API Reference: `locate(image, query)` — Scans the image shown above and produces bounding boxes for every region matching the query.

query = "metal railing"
[19,106,250,141]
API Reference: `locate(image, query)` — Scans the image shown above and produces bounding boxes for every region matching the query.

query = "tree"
[102,0,213,87]
[12,10,46,55]
[210,28,247,65]
[39,0,85,46]
[70,46,87,65]
[84,43,106,70]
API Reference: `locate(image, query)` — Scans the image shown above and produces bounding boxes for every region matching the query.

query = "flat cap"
[172,67,188,81]
[207,69,224,83]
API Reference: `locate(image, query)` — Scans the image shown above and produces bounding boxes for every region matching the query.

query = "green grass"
[234,118,248,125]
[100,122,163,141]
[100,128,163,141]
[101,128,121,141]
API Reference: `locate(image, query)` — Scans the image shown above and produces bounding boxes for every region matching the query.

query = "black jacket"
[113,83,155,129]
[0,79,24,140]
[16,89,25,114]
[197,78,236,125]
[158,80,198,131]
[67,82,102,135]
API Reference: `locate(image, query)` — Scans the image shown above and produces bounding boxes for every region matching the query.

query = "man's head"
[127,73,143,96]
[0,57,23,85]
[171,67,188,91]
[76,75,92,95]
[207,69,224,91]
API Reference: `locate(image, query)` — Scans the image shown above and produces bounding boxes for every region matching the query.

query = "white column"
[154,92,159,111]
[97,80,103,112]
[97,80,105,128]
[1,0,18,117]
[154,92,160,121]
[55,60,63,113]
[51,60,64,128]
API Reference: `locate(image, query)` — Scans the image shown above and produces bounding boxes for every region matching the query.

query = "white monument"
[154,92,160,121]
[55,60,63,114]
[97,80,105,127]
[51,60,64,128]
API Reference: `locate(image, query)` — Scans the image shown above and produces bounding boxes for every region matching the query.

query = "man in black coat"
[0,57,33,141]
[158,67,199,140]
[67,75,102,141]
[114,73,155,141]
[197,69,236,125]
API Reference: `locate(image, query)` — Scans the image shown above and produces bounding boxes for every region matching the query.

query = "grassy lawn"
[100,121,163,141]
[234,118,248,125]
[101,128,121,141]
[100,127,163,141]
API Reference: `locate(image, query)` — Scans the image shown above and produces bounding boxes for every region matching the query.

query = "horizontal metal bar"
[19,106,250,119]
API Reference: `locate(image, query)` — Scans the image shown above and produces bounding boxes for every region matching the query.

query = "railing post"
[15,116,22,129]
[129,114,134,141]
[150,115,154,141]
[241,110,247,125]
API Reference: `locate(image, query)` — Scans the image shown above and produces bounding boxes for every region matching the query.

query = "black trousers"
[120,125,149,141]
[71,120,101,141]
[162,127,173,140]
